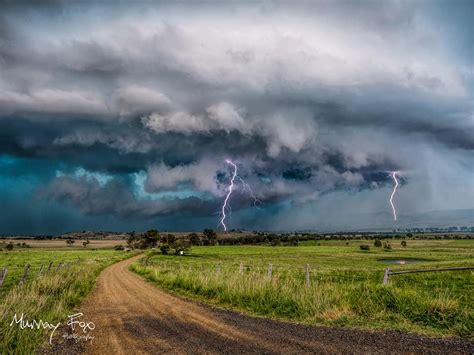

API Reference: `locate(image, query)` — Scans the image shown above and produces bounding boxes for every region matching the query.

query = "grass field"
[0,248,137,353]
[0,238,125,249]
[131,239,473,338]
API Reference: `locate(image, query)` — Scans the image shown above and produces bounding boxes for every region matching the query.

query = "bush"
[401,240,407,248]
[172,239,191,255]
[383,242,392,250]
[5,243,14,250]
[359,244,370,251]
[374,239,382,247]
[114,245,125,250]
[160,244,171,255]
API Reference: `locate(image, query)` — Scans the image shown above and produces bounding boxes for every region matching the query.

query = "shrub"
[383,242,392,250]
[374,239,382,247]
[5,243,14,250]
[359,244,370,251]
[401,240,407,247]
[172,239,191,255]
[114,245,125,250]
[66,238,75,246]
[160,244,171,255]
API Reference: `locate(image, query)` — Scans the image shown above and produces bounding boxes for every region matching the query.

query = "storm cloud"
[0,0,472,234]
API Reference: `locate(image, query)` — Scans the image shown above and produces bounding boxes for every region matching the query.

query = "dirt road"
[50,255,472,354]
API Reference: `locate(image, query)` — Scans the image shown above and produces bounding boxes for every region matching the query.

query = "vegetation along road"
[51,255,473,354]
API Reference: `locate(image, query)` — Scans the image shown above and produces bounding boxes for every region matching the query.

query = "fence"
[142,259,315,287]
[140,258,473,287]
[382,266,474,285]
[0,258,81,290]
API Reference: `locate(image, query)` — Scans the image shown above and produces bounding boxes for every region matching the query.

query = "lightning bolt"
[235,176,261,209]
[219,160,260,231]
[389,171,399,221]
[219,160,237,231]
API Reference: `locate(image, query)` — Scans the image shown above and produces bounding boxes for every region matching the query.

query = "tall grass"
[131,260,473,338]
[0,252,136,354]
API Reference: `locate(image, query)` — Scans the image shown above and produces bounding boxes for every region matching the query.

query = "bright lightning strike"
[219,160,237,232]
[219,160,260,231]
[389,171,400,221]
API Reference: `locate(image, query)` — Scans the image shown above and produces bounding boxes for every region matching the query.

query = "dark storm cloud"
[39,175,219,218]
[0,0,472,233]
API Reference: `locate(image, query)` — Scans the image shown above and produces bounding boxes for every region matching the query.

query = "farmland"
[131,239,474,338]
[0,238,125,250]
[0,248,137,353]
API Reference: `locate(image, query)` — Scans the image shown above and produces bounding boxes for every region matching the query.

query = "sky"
[0,0,473,234]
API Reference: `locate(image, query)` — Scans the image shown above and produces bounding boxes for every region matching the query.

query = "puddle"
[379,259,427,265]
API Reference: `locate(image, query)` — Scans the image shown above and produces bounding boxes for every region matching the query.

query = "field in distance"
[132,239,473,338]
[0,238,125,249]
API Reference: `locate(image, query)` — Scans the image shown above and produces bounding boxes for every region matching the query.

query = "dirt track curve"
[47,255,473,354]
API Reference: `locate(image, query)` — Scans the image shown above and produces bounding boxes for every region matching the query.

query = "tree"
[401,240,407,248]
[66,238,75,247]
[82,239,90,248]
[142,230,160,248]
[374,239,382,248]
[166,234,176,244]
[188,233,200,246]
[203,229,217,245]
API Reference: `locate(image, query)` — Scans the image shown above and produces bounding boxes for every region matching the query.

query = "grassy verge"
[130,241,473,338]
[0,249,138,353]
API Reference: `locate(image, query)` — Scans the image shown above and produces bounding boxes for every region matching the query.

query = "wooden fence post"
[47,261,53,273]
[0,268,7,288]
[305,264,310,287]
[239,262,244,275]
[383,268,391,285]
[37,265,44,277]
[20,264,30,285]
[267,263,273,280]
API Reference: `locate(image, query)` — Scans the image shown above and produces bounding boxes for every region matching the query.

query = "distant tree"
[142,230,160,249]
[203,229,217,245]
[166,234,176,244]
[66,239,75,247]
[401,240,407,248]
[188,233,200,246]
[82,239,90,248]
[374,239,382,248]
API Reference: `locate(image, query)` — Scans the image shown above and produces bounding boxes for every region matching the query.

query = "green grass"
[0,249,138,353]
[130,240,473,338]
